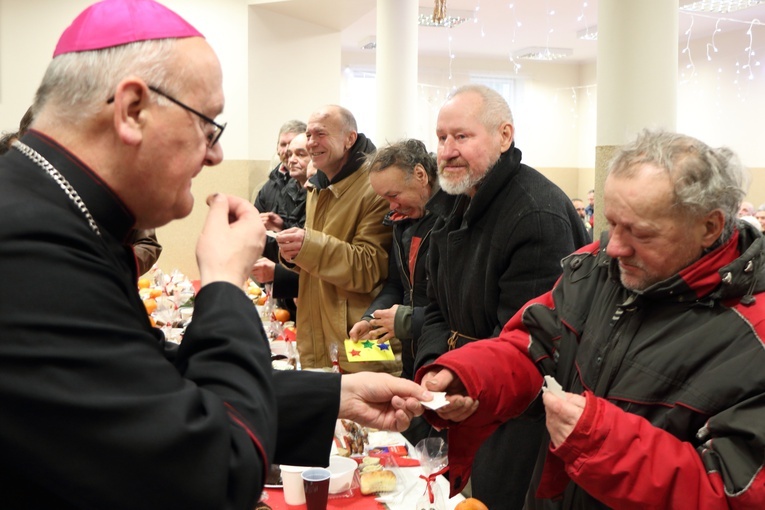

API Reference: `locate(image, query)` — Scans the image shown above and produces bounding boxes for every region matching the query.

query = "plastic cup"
[301,467,331,510]
[280,465,308,505]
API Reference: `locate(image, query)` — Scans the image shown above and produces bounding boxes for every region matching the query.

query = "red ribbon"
[419,466,449,504]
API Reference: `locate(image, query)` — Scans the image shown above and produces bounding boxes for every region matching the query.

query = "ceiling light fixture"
[359,36,377,50]
[577,26,598,41]
[513,47,573,61]
[679,0,765,13]
[417,8,474,28]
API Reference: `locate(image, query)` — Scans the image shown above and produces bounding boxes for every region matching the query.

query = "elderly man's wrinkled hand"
[276,227,305,262]
[543,390,586,448]
[348,320,372,340]
[367,306,398,342]
[420,367,478,423]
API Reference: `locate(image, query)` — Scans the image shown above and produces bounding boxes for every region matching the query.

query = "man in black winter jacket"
[349,138,441,381]
[253,119,305,214]
[419,130,765,510]
[415,84,589,510]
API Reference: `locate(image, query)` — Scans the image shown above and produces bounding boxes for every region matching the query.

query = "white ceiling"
[251,0,765,63]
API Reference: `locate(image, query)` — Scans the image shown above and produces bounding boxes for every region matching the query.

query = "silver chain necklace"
[12,140,101,236]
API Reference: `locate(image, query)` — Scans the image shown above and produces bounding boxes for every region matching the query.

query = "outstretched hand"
[197,193,265,288]
[339,372,432,432]
[420,367,479,423]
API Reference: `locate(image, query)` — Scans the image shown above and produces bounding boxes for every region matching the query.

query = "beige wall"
[748,169,765,210]
[156,159,271,279]
[537,167,595,203]
[248,6,343,159]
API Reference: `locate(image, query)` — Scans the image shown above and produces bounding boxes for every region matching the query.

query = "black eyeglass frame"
[107,85,226,148]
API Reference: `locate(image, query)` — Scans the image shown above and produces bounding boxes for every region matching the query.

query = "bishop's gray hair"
[608,129,748,242]
[33,38,188,125]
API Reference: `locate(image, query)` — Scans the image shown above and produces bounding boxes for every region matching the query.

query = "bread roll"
[359,469,397,495]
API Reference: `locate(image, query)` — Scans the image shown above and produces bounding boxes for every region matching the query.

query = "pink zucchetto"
[53,0,203,57]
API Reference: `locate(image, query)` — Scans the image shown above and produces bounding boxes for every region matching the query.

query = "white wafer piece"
[265,230,278,238]
[543,375,566,398]
[420,391,449,410]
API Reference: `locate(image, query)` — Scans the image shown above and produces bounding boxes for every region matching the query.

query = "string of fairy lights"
[432,2,763,75]
[429,0,764,109]
[681,11,763,82]
[364,0,765,145]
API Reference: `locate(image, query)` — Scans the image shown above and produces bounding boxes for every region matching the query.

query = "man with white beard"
[414,84,589,510]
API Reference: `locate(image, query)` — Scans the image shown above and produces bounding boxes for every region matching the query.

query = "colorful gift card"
[344,339,395,362]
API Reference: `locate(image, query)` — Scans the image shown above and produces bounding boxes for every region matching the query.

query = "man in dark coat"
[349,138,441,380]
[415,84,589,509]
[0,2,430,508]
[419,130,765,509]
[254,119,306,214]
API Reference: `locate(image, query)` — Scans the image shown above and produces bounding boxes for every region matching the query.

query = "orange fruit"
[455,498,489,510]
[137,277,151,289]
[149,288,163,298]
[256,295,268,306]
[143,298,157,314]
[273,308,290,323]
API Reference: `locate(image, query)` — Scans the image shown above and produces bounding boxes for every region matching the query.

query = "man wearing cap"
[0,1,430,509]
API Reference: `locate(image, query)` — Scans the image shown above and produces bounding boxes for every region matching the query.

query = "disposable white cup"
[280,465,308,505]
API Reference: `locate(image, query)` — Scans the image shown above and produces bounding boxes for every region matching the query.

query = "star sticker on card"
[343,339,395,362]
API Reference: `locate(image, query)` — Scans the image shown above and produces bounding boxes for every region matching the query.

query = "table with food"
[258,419,469,510]
[138,273,475,510]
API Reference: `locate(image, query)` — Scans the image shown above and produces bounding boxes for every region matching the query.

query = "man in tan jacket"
[276,105,397,373]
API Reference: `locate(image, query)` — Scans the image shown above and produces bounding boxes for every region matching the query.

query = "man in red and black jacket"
[420,130,765,509]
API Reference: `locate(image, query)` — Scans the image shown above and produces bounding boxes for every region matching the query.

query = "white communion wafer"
[420,391,449,410]
[543,375,566,398]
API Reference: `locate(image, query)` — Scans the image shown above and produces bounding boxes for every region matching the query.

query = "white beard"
[437,160,496,196]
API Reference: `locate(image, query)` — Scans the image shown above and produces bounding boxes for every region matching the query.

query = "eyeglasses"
[107,86,226,148]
